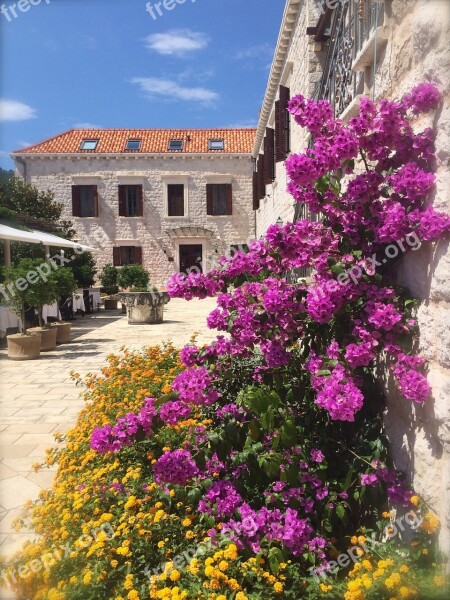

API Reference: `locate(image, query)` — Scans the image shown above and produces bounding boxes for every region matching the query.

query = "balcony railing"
[314,0,385,117]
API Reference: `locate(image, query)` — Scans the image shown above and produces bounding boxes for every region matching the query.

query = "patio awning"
[0,224,97,251]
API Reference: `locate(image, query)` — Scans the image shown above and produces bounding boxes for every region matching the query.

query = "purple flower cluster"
[153,449,199,485]
[393,355,431,404]
[172,366,220,406]
[313,366,364,421]
[198,480,242,519]
[90,397,156,454]
[222,503,314,556]
[345,342,375,368]
[159,400,191,425]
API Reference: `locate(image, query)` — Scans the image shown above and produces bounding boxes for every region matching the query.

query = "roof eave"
[253,0,302,157]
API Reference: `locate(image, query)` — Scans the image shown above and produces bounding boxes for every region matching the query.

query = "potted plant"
[2,259,43,360]
[118,264,150,315]
[117,264,150,290]
[99,264,119,310]
[49,267,78,343]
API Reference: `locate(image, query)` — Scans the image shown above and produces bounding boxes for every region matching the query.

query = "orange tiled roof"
[13,129,256,155]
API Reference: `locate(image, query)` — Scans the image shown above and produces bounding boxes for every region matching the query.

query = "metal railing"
[314,0,385,117]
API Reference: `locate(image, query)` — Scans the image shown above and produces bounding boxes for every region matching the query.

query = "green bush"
[99,264,119,295]
[117,264,149,290]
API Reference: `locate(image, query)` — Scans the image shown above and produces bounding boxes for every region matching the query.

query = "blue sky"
[0,0,285,169]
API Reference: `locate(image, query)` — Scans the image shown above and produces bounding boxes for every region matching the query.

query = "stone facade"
[254,0,450,552]
[13,151,255,289]
[253,0,323,237]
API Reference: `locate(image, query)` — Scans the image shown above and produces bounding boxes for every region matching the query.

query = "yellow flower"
[83,571,92,585]
[181,518,191,527]
[127,592,139,600]
[410,495,420,506]
[169,569,180,582]
[111,560,118,568]
[274,581,284,593]
[157,541,165,548]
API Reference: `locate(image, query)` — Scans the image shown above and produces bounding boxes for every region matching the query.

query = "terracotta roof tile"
[13,129,256,155]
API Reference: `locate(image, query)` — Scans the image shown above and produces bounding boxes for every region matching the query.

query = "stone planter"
[7,332,41,360]
[118,292,170,325]
[50,321,72,344]
[27,327,58,351]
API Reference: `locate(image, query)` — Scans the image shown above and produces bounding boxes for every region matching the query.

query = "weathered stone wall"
[373,0,450,554]
[17,155,254,288]
[255,0,450,552]
[255,0,324,237]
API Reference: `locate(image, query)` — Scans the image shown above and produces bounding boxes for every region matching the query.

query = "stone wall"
[17,155,255,288]
[255,0,324,237]
[373,0,450,554]
[255,0,450,552]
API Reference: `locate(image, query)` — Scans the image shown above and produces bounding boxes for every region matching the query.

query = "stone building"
[12,128,256,287]
[254,0,450,551]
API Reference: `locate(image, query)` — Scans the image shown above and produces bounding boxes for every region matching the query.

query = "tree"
[0,175,76,262]
[68,251,97,289]
[117,264,149,290]
[99,264,119,295]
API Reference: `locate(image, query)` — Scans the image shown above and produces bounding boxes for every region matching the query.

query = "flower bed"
[6,84,450,599]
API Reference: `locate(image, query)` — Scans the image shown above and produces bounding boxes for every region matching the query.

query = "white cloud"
[0,150,9,157]
[131,77,218,104]
[0,99,37,122]
[74,123,101,129]
[144,29,209,57]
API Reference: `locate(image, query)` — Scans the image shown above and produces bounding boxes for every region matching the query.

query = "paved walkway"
[0,297,217,598]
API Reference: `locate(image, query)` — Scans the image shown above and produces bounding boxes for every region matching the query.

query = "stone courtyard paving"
[0,297,217,599]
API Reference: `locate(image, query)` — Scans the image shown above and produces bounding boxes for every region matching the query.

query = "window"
[80,139,98,151]
[167,184,185,217]
[168,139,183,151]
[72,185,98,217]
[113,246,143,266]
[206,183,232,216]
[208,139,225,150]
[126,139,141,151]
[118,185,143,217]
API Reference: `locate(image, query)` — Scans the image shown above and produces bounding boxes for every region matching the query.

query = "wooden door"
[179,244,203,274]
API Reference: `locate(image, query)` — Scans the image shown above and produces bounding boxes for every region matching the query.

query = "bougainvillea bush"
[5,84,450,600]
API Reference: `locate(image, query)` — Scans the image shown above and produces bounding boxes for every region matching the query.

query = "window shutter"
[134,247,143,265]
[225,184,233,215]
[257,154,265,201]
[118,185,126,216]
[206,184,213,215]
[280,85,291,156]
[263,128,275,184]
[113,247,121,266]
[252,170,259,210]
[275,86,291,162]
[72,186,81,216]
[137,185,143,217]
[92,186,99,217]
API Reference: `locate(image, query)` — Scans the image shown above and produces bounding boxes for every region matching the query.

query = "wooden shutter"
[225,184,233,215]
[137,185,143,217]
[72,186,81,216]
[118,185,126,216]
[275,86,291,162]
[134,246,143,265]
[92,186,99,217]
[257,154,265,201]
[206,184,213,215]
[252,170,259,210]
[264,128,275,184]
[113,247,121,266]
